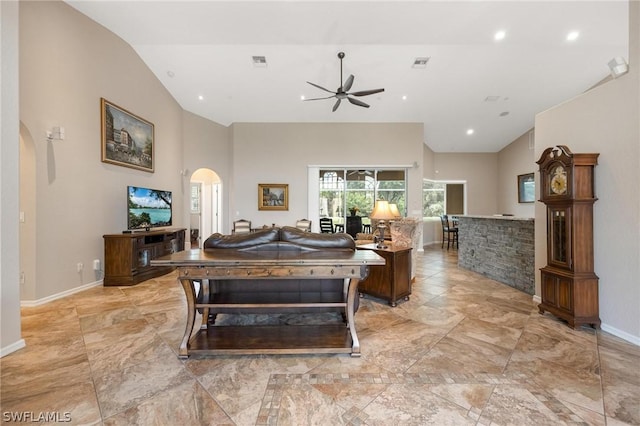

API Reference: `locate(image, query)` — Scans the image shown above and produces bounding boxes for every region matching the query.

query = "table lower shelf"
[185,325,357,357]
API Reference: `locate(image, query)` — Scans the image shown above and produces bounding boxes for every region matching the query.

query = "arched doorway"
[189,168,222,248]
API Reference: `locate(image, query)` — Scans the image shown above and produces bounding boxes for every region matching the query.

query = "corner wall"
[1,0,24,356]
[534,1,639,342]
[19,1,184,301]
[497,130,536,217]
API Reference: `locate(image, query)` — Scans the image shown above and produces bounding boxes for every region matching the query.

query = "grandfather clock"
[537,145,600,329]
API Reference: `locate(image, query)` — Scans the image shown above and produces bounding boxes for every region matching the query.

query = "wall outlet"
[77,262,83,272]
[20,272,25,285]
[93,259,101,271]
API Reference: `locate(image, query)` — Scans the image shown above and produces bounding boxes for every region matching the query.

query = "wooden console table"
[357,243,412,306]
[151,249,384,358]
[103,228,185,286]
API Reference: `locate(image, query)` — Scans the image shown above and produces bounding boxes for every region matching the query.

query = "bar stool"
[440,215,458,250]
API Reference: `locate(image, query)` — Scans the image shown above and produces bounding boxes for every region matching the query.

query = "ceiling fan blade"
[350,88,385,97]
[306,81,335,94]
[342,75,354,92]
[347,97,370,108]
[304,95,336,101]
[332,99,342,112]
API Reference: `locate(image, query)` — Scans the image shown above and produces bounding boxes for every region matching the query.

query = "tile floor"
[1,246,639,425]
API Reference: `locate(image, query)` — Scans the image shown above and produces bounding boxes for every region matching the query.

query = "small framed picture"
[258,184,288,211]
[518,173,535,203]
[101,98,154,172]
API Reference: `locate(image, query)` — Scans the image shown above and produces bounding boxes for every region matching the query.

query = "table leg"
[200,279,209,330]
[179,278,197,358]
[346,277,361,357]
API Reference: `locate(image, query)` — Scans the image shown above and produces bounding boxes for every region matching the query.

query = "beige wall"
[1,0,23,355]
[433,153,499,215]
[230,122,424,231]
[497,130,537,217]
[19,1,185,300]
[182,111,232,233]
[533,1,639,341]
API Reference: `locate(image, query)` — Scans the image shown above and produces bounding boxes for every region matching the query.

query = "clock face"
[550,165,567,195]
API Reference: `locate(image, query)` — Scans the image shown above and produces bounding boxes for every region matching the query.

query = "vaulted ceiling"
[66,1,629,152]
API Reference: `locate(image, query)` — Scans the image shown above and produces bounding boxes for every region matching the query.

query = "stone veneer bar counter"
[457,215,535,295]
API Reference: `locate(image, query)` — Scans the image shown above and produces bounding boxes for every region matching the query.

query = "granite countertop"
[456,215,534,222]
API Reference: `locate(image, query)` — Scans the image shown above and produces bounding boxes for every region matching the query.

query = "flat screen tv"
[127,186,172,230]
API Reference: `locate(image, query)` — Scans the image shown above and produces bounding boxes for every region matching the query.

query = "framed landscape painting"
[518,173,535,203]
[258,184,288,211]
[101,98,154,172]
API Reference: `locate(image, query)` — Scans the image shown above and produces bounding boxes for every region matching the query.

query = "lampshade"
[370,200,396,220]
[389,203,401,218]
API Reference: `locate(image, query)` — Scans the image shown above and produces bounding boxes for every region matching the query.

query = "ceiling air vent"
[252,56,267,67]
[412,57,430,68]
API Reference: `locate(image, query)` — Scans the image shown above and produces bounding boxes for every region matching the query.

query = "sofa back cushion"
[280,226,355,250]
[203,227,280,250]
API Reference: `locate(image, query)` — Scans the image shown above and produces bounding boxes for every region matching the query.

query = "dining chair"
[232,219,252,234]
[319,218,334,233]
[295,219,312,232]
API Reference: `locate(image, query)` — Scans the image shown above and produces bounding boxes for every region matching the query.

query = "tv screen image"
[127,186,172,230]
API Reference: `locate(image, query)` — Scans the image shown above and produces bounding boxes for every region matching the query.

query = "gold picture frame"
[258,184,288,211]
[101,98,154,172]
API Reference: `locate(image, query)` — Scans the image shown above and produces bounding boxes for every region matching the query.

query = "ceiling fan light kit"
[305,52,385,111]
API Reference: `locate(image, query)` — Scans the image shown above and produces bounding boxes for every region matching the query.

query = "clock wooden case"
[537,145,600,329]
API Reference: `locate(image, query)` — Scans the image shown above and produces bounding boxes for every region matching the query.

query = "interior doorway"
[189,168,222,248]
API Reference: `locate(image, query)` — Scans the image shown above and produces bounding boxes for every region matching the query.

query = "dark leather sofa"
[200,226,358,323]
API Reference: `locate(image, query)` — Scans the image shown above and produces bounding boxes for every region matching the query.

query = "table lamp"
[370,200,396,249]
[389,203,401,218]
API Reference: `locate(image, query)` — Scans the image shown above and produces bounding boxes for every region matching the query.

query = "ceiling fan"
[305,52,385,112]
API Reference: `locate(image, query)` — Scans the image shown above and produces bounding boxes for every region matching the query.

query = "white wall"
[534,1,639,342]
[1,0,25,356]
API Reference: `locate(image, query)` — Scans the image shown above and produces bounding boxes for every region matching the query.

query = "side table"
[356,243,412,307]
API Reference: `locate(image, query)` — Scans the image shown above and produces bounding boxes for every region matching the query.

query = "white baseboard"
[530,295,639,346]
[1,339,26,358]
[601,323,640,346]
[3,280,103,357]
[20,279,103,307]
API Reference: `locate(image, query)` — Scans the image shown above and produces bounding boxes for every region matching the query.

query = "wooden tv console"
[103,228,186,286]
[150,249,384,358]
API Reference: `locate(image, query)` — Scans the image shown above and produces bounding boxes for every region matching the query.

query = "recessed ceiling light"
[412,57,430,68]
[499,111,510,117]
[167,70,175,78]
[198,95,204,101]
[402,95,407,101]
[300,95,305,101]
[567,31,579,41]
[494,30,506,41]
[466,129,474,135]
[252,56,267,67]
